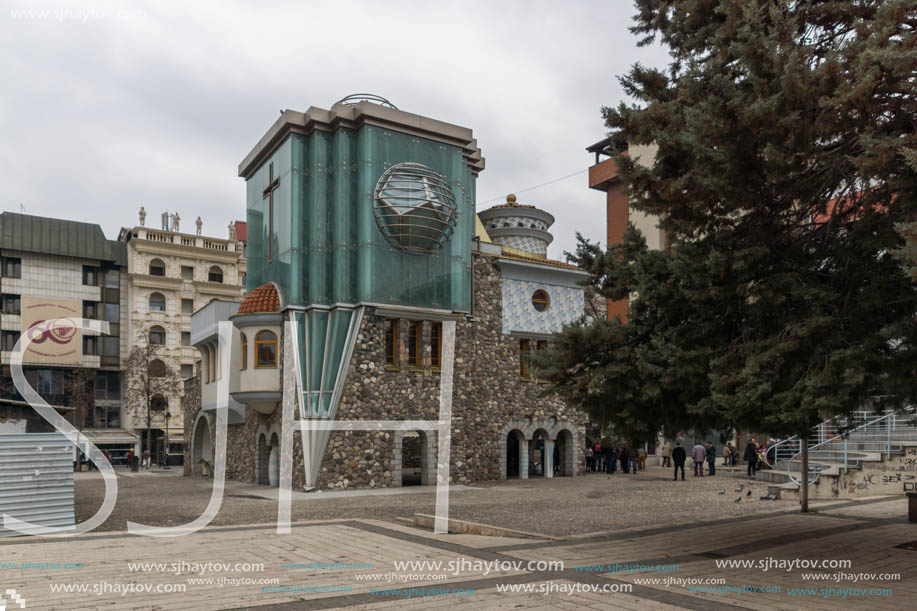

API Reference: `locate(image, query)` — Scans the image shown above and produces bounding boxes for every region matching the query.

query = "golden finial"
[506,194,517,205]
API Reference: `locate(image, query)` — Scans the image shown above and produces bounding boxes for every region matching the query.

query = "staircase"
[761,404,917,500]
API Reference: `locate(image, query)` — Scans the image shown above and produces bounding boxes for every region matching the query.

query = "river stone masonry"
[187,252,586,490]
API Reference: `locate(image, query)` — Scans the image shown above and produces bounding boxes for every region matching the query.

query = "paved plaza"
[74,466,802,537]
[1,469,913,610]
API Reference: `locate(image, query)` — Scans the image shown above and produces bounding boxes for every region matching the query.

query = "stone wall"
[318,253,586,489]
[184,252,586,490]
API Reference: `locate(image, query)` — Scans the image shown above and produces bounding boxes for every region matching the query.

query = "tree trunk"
[801,441,809,513]
[146,399,152,459]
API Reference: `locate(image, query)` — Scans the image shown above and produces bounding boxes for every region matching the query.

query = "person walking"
[585,445,594,472]
[705,441,716,476]
[744,439,759,477]
[692,442,706,476]
[722,443,731,466]
[637,448,647,471]
[619,446,629,474]
[142,449,151,469]
[661,441,673,468]
[727,442,738,466]
[672,441,686,481]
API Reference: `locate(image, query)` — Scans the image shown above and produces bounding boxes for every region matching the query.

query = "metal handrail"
[770,404,915,475]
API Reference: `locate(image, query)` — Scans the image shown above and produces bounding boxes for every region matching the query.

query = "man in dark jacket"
[672,441,687,481]
[626,446,638,475]
[744,439,759,476]
[705,441,716,476]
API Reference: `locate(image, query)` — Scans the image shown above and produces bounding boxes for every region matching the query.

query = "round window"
[532,290,549,312]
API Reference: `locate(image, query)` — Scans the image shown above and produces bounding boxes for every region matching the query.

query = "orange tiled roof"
[500,252,581,270]
[238,283,280,314]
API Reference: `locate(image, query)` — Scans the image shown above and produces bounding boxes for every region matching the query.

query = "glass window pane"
[107,406,120,428]
[103,337,119,356]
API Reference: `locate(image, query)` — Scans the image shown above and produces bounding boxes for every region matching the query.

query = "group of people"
[584,442,647,474]
[657,440,717,480]
[585,437,772,481]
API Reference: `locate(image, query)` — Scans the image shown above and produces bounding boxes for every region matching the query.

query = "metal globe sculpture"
[373,162,458,255]
[334,93,398,109]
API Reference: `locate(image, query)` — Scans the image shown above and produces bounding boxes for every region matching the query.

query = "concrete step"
[756,470,793,484]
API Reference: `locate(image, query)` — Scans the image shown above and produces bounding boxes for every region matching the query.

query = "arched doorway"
[192,416,212,476]
[394,429,433,487]
[268,433,280,487]
[257,433,270,485]
[555,429,574,477]
[506,430,524,478]
[401,431,426,486]
[529,429,550,477]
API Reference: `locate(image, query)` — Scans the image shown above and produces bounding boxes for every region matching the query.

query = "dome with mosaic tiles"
[478,194,555,258]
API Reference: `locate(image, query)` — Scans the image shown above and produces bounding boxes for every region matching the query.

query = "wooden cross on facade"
[262,162,280,262]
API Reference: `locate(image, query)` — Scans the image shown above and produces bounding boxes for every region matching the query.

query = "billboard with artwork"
[21,296,82,365]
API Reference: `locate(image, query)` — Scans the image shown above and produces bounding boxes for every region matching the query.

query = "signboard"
[21,296,82,365]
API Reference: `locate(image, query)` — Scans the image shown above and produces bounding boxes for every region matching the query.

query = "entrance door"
[507,432,520,478]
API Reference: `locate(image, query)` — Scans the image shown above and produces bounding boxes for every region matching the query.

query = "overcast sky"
[0,0,669,259]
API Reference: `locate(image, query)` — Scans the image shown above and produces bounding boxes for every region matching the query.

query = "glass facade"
[294,308,361,418]
[245,128,475,312]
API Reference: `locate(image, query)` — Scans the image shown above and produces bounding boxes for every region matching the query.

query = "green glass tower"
[238,98,484,485]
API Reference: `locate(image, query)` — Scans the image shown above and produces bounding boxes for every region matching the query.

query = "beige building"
[118,215,245,462]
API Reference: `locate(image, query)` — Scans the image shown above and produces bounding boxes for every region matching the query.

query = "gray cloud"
[0,0,668,258]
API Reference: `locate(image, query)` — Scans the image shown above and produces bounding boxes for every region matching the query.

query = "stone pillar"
[520,439,530,480]
[545,440,555,478]
[908,492,917,523]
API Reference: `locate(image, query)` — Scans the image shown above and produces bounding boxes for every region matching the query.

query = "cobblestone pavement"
[2,492,912,610]
[75,466,803,537]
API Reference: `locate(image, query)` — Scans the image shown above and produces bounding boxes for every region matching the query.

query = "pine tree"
[536,1,917,475]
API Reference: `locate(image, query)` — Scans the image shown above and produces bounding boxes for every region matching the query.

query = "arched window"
[203,347,210,383]
[150,394,166,411]
[255,330,277,368]
[149,359,166,378]
[149,325,166,345]
[208,265,223,283]
[240,333,248,370]
[149,258,166,276]
[209,344,217,381]
[149,292,166,312]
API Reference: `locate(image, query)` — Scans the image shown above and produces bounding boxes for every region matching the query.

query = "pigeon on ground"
[736,484,744,492]
[719,489,726,495]
[735,496,742,503]
[746,490,752,496]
